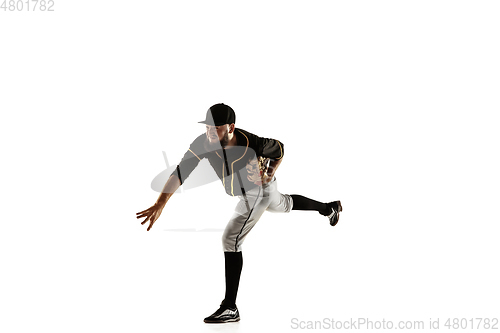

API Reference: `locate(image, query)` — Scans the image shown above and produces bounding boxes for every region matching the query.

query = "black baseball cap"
[198,103,236,126]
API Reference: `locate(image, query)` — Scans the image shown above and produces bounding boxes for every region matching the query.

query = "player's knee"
[221,232,232,252]
[222,240,236,252]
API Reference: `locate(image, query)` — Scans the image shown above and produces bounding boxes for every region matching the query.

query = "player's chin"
[207,138,218,145]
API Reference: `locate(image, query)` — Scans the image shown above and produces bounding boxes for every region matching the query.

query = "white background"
[1,1,499,332]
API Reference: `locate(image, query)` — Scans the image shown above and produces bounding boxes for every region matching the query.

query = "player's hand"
[136,202,166,231]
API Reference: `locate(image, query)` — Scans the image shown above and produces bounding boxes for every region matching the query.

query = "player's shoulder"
[237,127,281,145]
[236,128,268,155]
[235,128,259,142]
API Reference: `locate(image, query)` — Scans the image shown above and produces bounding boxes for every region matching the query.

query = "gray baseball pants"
[222,176,293,252]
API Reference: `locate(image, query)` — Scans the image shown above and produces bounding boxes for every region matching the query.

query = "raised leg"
[290,194,331,215]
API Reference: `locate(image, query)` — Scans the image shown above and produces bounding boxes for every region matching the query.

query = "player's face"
[206,125,229,146]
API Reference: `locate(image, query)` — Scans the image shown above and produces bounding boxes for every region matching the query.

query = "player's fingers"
[147,219,155,231]
[136,211,150,218]
[151,211,158,222]
[138,206,157,217]
[141,215,151,225]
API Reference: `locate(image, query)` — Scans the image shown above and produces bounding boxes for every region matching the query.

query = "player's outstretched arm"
[136,174,181,231]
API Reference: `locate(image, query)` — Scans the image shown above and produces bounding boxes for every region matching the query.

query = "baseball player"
[136,103,342,323]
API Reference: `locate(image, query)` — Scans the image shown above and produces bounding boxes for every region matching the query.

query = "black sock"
[222,251,243,308]
[290,194,331,215]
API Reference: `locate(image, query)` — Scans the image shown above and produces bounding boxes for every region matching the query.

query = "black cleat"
[204,302,240,323]
[326,201,342,226]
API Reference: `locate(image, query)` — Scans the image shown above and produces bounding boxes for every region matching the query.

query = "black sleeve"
[258,136,284,160]
[169,134,206,185]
